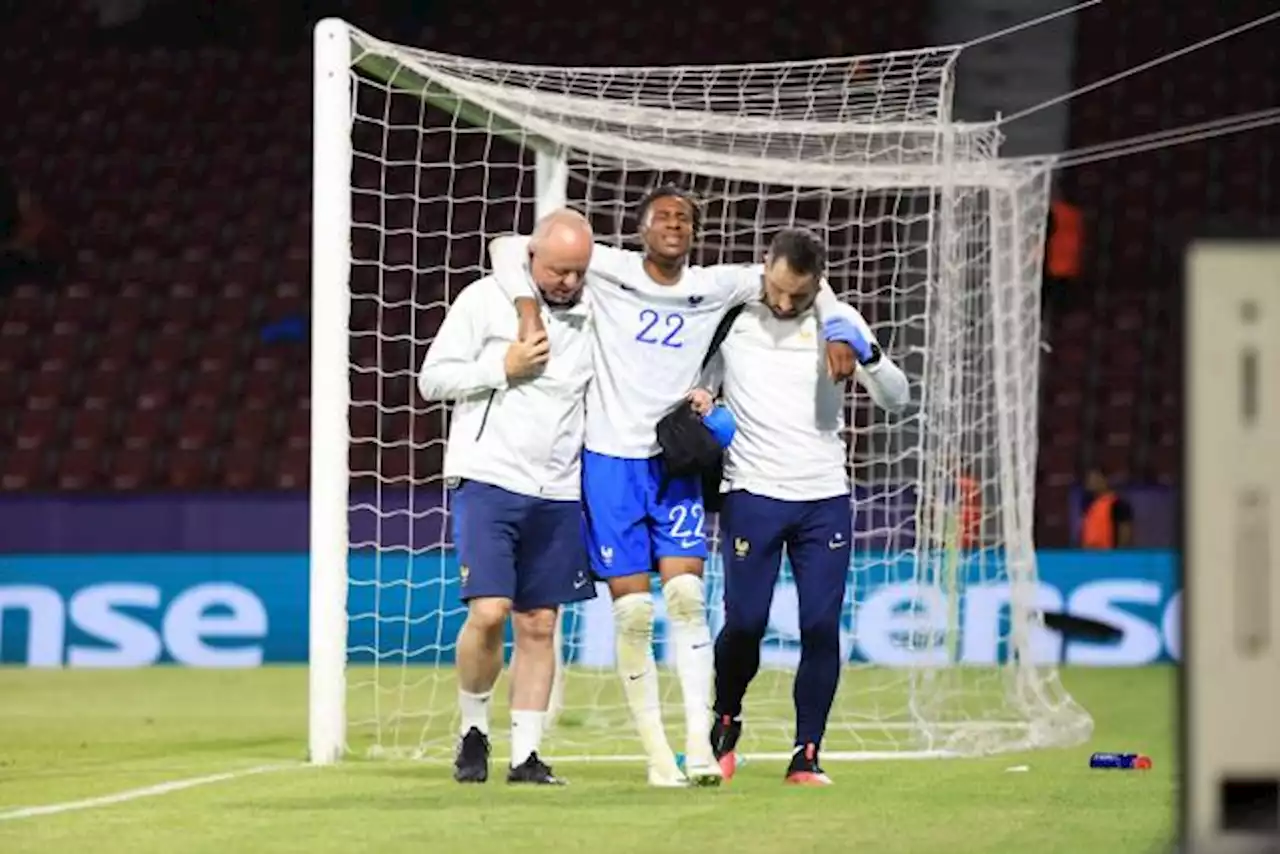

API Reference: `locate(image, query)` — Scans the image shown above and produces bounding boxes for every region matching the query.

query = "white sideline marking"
[0,763,299,822]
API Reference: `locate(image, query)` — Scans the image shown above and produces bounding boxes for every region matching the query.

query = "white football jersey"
[705,301,909,502]
[582,245,763,457]
[488,236,763,458]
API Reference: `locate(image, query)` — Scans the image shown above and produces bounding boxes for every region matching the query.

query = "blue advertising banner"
[0,550,1179,669]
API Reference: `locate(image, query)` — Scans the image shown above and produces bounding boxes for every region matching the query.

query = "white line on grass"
[0,763,301,822]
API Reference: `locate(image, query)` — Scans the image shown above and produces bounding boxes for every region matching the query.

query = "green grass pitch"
[0,666,1176,853]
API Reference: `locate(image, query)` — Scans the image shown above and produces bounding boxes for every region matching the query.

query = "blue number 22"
[636,309,685,348]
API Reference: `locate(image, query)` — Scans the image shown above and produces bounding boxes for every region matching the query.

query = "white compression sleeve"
[613,592,679,772]
[662,573,715,760]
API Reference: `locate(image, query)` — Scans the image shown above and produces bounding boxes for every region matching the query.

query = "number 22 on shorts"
[668,503,705,548]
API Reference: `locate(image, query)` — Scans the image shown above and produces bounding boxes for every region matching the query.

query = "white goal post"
[309,18,1093,765]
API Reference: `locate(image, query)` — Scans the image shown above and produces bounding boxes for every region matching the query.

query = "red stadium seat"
[220,446,265,489]
[227,409,274,449]
[134,373,178,412]
[56,447,105,490]
[14,408,60,451]
[167,448,213,489]
[1,448,49,490]
[67,408,113,451]
[283,406,309,450]
[109,448,156,491]
[119,409,167,451]
[272,447,310,489]
[175,409,221,451]
[25,359,73,411]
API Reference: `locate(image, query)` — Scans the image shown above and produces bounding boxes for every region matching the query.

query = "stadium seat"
[119,408,167,451]
[272,448,310,489]
[175,409,221,451]
[2,448,49,490]
[56,447,105,490]
[109,448,156,491]
[68,408,114,451]
[15,408,60,451]
[221,446,265,489]
[167,448,213,489]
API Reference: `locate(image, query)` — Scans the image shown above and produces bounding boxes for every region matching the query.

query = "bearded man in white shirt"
[689,227,910,787]
[417,209,598,787]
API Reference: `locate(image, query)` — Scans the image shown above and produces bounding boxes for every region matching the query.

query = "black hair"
[636,182,702,234]
[768,227,827,278]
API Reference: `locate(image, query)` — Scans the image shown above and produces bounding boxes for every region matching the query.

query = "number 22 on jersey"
[635,309,685,348]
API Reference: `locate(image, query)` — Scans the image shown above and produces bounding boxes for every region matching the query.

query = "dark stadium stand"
[0,0,1275,546]
[1034,0,1279,543]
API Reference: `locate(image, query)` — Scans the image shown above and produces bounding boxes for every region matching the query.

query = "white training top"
[490,237,843,459]
[417,275,593,501]
[703,301,911,502]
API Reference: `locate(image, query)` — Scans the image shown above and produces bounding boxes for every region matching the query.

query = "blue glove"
[822,317,874,363]
[702,406,737,448]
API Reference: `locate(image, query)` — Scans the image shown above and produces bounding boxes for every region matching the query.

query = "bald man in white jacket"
[688,227,909,787]
[418,210,599,787]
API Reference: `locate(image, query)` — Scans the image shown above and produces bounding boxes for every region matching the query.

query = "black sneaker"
[507,752,566,785]
[784,742,832,786]
[710,713,742,781]
[453,727,490,783]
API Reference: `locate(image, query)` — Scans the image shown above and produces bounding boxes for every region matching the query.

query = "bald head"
[528,209,593,306]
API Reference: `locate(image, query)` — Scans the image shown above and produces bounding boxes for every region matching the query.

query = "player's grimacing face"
[762,258,818,318]
[640,195,695,260]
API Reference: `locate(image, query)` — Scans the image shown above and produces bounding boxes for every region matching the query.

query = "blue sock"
[713,627,762,718]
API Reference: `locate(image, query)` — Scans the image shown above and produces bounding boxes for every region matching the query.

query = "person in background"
[1079,468,1134,549]
[1043,196,1083,319]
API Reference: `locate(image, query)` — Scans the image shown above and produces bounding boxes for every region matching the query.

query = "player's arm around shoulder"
[820,303,911,414]
[417,279,548,402]
[705,261,766,308]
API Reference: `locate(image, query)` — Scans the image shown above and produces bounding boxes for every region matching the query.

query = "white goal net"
[308,18,1093,765]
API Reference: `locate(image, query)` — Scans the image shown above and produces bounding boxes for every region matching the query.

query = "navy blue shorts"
[451,480,596,612]
[719,490,852,634]
[581,450,707,579]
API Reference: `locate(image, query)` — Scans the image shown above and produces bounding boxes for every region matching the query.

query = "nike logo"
[627,672,646,682]
[692,642,711,650]
[828,537,846,550]
[574,577,590,589]
[678,538,701,549]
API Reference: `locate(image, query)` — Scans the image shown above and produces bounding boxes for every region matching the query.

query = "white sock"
[510,710,544,766]
[663,573,714,760]
[458,689,492,736]
[613,593,677,769]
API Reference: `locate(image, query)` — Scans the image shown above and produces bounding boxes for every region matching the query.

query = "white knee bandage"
[663,573,707,627]
[613,592,655,642]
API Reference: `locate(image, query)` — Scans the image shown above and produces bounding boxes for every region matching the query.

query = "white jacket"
[417,276,593,500]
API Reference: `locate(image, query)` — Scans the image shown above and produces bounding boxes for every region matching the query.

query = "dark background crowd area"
[0,0,1277,548]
